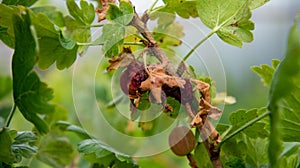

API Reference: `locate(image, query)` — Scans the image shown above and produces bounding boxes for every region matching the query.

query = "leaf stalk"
[182,30,216,61]
[6,103,17,127]
[217,111,271,148]
[147,0,159,15]
[89,24,105,28]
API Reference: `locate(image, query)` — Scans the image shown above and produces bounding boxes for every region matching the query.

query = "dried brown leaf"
[191,112,203,128]
[96,0,116,22]
[106,49,134,72]
[140,65,185,103]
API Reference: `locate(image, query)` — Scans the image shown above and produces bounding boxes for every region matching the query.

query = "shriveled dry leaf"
[191,112,203,128]
[140,66,185,103]
[96,0,116,22]
[106,49,134,72]
[191,79,210,103]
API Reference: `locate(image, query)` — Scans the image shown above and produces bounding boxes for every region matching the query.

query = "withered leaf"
[106,48,134,72]
[96,0,116,22]
[140,66,185,103]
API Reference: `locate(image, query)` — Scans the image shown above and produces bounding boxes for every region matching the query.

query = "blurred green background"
[0,0,300,167]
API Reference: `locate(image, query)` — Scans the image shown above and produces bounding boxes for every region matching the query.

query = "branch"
[187,153,198,168]
[199,120,223,168]
[129,11,177,75]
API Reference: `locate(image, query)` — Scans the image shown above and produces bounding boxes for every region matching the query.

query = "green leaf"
[66,0,95,25]
[0,76,12,100]
[0,26,14,48]
[149,11,176,28]
[136,93,151,111]
[56,121,93,139]
[95,1,133,57]
[78,139,113,160]
[197,0,254,47]
[2,0,37,7]
[278,94,300,142]
[65,0,94,51]
[12,11,55,134]
[13,131,37,144]
[89,154,117,167]
[268,16,300,168]
[249,0,270,10]
[224,157,245,168]
[99,24,125,57]
[38,36,78,70]
[227,108,269,139]
[0,128,14,164]
[64,16,91,43]
[58,30,76,50]
[11,144,37,161]
[216,123,230,137]
[79,0,95,24]
[0,4,20,37]
[221,136,270,167]
[278,155,299,168]
[78,139,137,167]
[161,0,198,19]
[277,143,300,168]
[193,143,213,168]
[153,22,184,59]
[163,97,181,118]
[106,1,134,25]
[252,59,280,87]
[244,137,269,167]
[280,143,300,158]
[37,132,74,168]
[220,138,247,162]
[31,6,65,27]
[29,11,78,70]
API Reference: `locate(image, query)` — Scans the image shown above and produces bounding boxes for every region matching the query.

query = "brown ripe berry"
[168,126,196,156]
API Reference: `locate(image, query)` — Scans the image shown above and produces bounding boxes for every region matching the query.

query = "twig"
[202,134,222,168]
[187,153,198,168]
[129,12,178,75]
[185,102,195,119]
[77,42,144,46]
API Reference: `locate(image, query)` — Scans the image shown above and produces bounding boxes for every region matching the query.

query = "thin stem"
[218,111,271,148]
[147,0,159,15]
[148,6,164,16]
[77,41,144,47]
[6,104,17,127]
[107,94,125,108]
[123,42,145,46]
[185,102,195,119]
[89,24,105,28]
[76,42,103,46]
[182,30,216,62]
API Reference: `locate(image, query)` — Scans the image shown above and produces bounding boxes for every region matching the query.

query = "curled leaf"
[106,48,134,72]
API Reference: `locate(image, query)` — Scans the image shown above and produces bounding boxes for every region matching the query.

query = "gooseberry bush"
[0,0,299,167]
